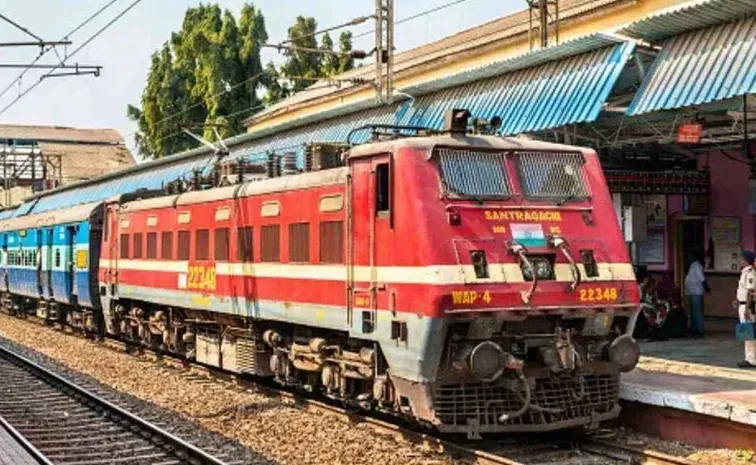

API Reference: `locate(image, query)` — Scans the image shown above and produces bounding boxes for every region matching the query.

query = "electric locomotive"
[0,110,639,438]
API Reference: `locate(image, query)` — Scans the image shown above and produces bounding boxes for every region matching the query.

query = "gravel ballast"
[0,313,752,465]
[0,314,459,465]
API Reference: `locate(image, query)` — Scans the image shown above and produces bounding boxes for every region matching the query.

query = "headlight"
[469,341,506,382]
[606,334,640,372]
[521,257,553,280]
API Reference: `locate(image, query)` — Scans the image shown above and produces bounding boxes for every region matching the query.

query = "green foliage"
[279,16,321,93]
[128,3,268,159]
[338,31,355,74]
[129,5,361,158]
[265,16,357,105]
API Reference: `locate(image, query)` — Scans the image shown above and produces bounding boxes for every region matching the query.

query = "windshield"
[515,151,590,200]
[436,148,510,199]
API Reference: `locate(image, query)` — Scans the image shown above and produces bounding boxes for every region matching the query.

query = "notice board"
[712,216,741,273]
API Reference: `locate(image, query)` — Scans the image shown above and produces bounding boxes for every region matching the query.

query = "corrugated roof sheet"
[22,38,631,216]
[627,15,756,116]
[25,151,215,215]
[248,0,634,125]
[232,42,633,162]
[620,0,756,42]
[0,124,124,144]
[403,33,628,95]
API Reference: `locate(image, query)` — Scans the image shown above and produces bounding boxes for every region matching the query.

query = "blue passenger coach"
[0,202,103,325]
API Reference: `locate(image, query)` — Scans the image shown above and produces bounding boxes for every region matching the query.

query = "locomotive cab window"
[375,163,390,214]
[436,148,510,199]
[515,151,590,201]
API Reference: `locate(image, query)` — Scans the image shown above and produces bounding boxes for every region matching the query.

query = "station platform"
[0,422,42,465]
[619,334,756,449]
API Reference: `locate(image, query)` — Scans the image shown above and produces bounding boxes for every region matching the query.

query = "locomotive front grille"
[434,374,619,431]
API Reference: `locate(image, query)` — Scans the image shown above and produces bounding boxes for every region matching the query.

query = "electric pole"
[528,0,560,50]
[375,0,394,104]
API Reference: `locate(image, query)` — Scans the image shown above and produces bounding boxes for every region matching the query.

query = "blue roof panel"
[628,16,756,115]
[230,42,633,161]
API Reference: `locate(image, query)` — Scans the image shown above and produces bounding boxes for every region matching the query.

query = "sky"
[0,0,525,153]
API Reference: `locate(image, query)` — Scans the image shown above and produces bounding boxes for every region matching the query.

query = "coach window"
[237,226,253,262]
[260,225,280,262]
[375,162,390,215]
[120,233,130,259]
[133,233,143,259]
[319,221,344,263]
[146,232,157,259]
[214,228,229,261]
[196,229,210,261]
[54,249,61,268]
[177,231,190,260]
[288,223,310,263]
[161,231,173,260]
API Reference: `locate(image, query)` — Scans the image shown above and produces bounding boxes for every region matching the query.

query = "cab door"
[348,153,393,335]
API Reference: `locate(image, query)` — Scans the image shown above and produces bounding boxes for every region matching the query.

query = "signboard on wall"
[677,123,703,144]
[712,216,741,273]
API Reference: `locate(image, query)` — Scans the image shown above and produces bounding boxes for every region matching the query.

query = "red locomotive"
[94,111,640,437]
[0,110,636,438]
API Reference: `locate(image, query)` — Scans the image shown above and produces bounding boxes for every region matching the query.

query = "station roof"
[0,124,135,187]
[625,3,756,115]
[620,0,756,42]
[244,0,634,128]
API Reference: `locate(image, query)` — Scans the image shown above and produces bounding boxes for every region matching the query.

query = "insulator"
[192,170,201,190]
[274,155,282,178]
[266,152,275,178]
[304,144,314,172]
[282,152,298,176]
[237,159,245,184]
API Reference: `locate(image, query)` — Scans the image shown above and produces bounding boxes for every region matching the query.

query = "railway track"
[5,315,696,465]
[0,341,230,465]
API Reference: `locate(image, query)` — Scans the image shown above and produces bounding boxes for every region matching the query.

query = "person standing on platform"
[736,250,756,369]
[684,253,708,337]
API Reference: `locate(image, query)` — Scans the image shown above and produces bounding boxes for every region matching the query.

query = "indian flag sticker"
[511,223,546,247]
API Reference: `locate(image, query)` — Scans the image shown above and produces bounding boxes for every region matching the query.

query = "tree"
[338,31,355,74]
[320,33,339,77]
[264,17,358,106]
[128,3,268,159]
[278,16,321,93]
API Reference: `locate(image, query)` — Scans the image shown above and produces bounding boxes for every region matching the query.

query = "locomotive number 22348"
[187,265,217,292]
[579,287,618,302]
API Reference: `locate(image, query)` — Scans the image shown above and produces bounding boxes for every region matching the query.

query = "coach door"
[348,153,393,335]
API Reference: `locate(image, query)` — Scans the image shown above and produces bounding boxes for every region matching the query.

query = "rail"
[0,342,228,465]
[4,313,697,465]
[0,414,54,465]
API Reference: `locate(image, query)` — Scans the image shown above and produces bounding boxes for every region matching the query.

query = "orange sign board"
[677,123,702,144]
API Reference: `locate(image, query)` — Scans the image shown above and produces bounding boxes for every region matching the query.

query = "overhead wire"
[0,0,138,116]
[353,0,476,40]
[0,0,121,103]
[0,13,45,42]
